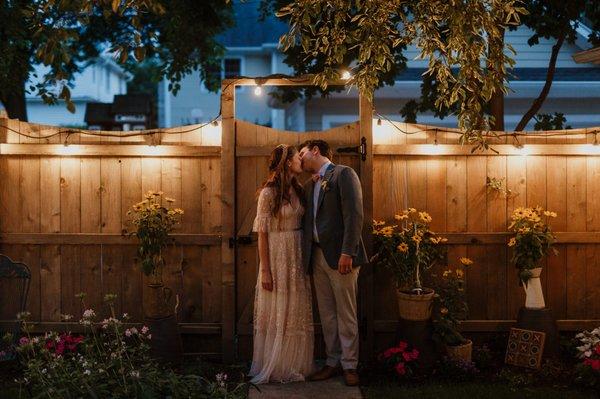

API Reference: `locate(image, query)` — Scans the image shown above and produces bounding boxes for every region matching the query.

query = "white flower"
[130,327,138,335]
[141,326,149,335]
[216,372,228,388]
[84,370,91,376]
[125,329,132,337]
[122,313,129,319]
[147,334,151,340]
[41,368,47,374]
[130,370,140,379]
[585,350,593,357]
[32,337,39,344]
[82,309,96,319]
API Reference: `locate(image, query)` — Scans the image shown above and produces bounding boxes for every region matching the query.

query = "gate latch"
[337,137,367,161]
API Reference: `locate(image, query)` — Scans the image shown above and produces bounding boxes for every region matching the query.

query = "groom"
[299,139,368,387]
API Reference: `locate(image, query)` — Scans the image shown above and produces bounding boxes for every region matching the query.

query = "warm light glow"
[515,146,530,157]
[56,145,79,156]
[254,86,262,96]
[421,144,445,155]
[202,120,222,146]
[341,70,352,80]
[143,145,166,156]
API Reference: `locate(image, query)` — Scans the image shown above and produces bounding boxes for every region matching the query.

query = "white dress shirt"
[313,161,332,242]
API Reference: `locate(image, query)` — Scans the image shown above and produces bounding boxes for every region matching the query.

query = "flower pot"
[445,339,472,362]
[144,281,174,319]
[523,267,545,310]
[396,289,435,321]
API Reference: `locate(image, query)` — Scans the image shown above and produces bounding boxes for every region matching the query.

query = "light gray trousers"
[312,246,360,370]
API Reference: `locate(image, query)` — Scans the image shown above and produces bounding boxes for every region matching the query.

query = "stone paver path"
[248,377,363,399]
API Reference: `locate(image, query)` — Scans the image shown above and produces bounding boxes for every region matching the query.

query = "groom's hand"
[338,254,353,275]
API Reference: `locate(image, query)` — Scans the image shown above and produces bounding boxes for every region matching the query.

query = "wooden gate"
[220,78,374,361]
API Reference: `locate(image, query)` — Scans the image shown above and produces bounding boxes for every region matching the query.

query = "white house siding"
[25,58,127,126]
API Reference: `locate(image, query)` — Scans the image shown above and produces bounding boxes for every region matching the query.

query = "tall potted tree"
[508,207,557,309]
[128,191,184,364]
[373,208,446,321]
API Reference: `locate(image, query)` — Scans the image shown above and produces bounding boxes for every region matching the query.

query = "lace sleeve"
[253,188,274,233]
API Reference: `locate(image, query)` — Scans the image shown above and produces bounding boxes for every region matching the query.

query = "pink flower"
[397,341,408,352]
[19,337,29,346]
[141,326,149,335]
[383,347,402,358]
[595,344,600,356]
[125,329,132,337]
[410,348,419,360]
[395,362,406,376]
[402,351,413,362]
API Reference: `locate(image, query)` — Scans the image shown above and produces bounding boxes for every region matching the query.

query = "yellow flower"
[518,227,530,234]
[544,211,557,218]
[174,208,184,215]
[459,257,473,266]
[373,220,386,227]
[408,208,417,214]
[440,237,448,243]
[508,237,516,247]
[395,214,408,221]
[440,307,449,315]
[455,269,464,278]
[430,237,441,244]
[165,197,175,203]
[397,243,409,253]
[443,270,451,277]
[411,234,422,244]
[419,212,432,223]
[168,210,176,216]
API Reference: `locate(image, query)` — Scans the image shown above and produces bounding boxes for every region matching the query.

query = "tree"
[268,0,525,146]
[0,0,234,121]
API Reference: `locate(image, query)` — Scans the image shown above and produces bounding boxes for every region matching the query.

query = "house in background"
[26,54,129,127]
[85,94,156,131]
[158,2,600,132]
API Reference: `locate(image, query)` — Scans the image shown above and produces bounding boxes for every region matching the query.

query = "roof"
[217,1,288,47]
[112,94,153,115]
[395,67,600,81]
[84,102,113,124]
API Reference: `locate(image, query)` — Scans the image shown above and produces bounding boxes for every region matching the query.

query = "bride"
[249,144,315,383]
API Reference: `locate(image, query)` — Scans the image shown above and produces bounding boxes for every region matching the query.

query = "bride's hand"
[261,269,273,291]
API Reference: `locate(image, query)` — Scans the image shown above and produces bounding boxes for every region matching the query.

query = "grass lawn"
[363,382,599,399]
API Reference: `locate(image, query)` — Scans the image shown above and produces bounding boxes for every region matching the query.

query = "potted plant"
[128,191,184,318]
[128,191,184,365]
[432,258,473,362]
[373,208,446,321]
[508,206,557,309]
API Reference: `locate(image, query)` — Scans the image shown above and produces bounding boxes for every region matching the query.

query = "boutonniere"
[320,179,329,191]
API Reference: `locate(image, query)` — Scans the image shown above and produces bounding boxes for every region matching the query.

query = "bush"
[13,294,247,398]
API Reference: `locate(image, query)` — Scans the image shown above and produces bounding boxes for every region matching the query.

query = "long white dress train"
[249,187,315,384]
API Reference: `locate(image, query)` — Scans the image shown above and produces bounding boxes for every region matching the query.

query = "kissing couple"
[248,140,368,386]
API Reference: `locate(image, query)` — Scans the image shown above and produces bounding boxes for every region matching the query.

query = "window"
[223,58,241,79]
[202,57,243,92]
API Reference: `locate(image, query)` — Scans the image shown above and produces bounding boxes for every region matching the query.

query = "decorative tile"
[505,328,545,369]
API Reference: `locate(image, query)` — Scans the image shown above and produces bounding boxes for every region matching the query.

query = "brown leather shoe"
[343,369,360,386]
[308,365,342,381]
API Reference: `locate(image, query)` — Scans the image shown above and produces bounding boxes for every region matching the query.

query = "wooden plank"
[181,158,202,233]
[202,245,222,322]
[506,156,526,317]
[466,156,487,320]
[567,157,587,232]
[0,320,222,334]
[0,144,220,157]
[220,82,236,362]
[446,157,467,232]
[40,245,61,321]
[426,158,446,231]
[587,245,600,319]
[407,158,427,210]
[101,158,122,233]
[120,158,143,233]
[2,156,21,232]
[0,233,221,245]
[20,156,40,233]
[60,157,81,233]
[80,158,101,233]
[80,245,102,317]
[546,156,567,319]
[121,246,143,321]
[181,246,204,322]
[101,245,123,318]
[373,319,600,332]
[372,144,600,156]
[40,157,61,233]
[60,246,81,318]
[567,245,587,319]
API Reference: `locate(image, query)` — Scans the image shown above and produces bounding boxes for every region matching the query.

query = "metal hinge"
[228,235,253,248]
[337,137,367,161]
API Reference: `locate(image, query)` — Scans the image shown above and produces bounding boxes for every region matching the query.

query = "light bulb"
[254,86,262,96]
[341,70,352,80]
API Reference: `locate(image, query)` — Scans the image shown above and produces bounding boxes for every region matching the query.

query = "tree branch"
[514,33,566,132]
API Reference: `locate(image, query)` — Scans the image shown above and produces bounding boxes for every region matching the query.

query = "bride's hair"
[260,144,305,216]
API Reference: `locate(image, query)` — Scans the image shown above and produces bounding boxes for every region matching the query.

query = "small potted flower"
[432,258,473,362]
[379,341,420,378]
[373,208,446,321]
[508,206,557,309]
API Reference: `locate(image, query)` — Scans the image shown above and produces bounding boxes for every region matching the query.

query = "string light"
[341,70,352,80]
[254,85,263,96]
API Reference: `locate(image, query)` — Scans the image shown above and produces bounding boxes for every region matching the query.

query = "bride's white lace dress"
[249,187,315,384]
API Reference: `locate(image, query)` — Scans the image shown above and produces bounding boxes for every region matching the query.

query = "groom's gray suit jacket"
[302,163,369,274]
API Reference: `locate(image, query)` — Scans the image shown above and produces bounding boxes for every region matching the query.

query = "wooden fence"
[2,115,600,360]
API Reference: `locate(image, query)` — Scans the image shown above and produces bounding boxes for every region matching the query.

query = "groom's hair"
[299,139,333,159]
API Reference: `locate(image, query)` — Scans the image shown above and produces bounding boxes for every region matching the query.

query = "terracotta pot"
[523,267,545,310]
[446,339,472,362]
[396,288,435,321]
